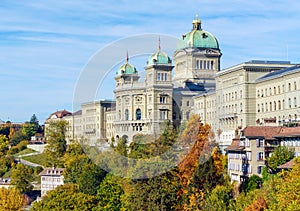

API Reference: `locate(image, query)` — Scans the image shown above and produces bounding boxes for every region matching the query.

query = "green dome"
[116,62,137,75]
[177,16,219,50]
[147,50,171,65]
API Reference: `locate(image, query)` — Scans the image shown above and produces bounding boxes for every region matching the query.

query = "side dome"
[116,54,137,75]
[177,15,219,50]
[147,50,172,66]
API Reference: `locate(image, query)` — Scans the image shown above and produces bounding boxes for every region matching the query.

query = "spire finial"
[158,36,161,51]
[126,50,129,63]
[192,14,202,30]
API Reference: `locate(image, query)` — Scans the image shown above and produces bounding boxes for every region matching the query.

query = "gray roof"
[256,65,300,82]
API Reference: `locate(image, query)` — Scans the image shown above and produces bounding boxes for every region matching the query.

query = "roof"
[39,168,64,176]
[177,16,219,50]
[147,50,171,66]
[256,64,299,82]
[225,137,245,151]
[242,126,282,140]
[48,110,72,120]
[277,159,294,169]
[275,126,300,138]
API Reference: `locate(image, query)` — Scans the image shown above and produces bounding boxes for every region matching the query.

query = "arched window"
[274,87,276,95]
[136,108,141,120]
[270,102,272,112]
[125,109,129,120]
[274,101,276,111]
[278,100,281,110]
[118,110,121,120]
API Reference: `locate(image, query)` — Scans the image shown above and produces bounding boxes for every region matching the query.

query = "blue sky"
[1,0,300,123]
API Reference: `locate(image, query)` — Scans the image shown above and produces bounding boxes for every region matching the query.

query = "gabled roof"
[277,159,294,169]
[225,137,245,151]
[275,126,300,138]
[48,110,72,120]
[242,126,282,140]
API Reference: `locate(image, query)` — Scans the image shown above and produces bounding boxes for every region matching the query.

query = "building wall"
[256,71,300,125]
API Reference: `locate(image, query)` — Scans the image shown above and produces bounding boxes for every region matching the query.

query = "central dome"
[177,15,219,50]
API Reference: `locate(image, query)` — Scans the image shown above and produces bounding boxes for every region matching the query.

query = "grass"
[21,153,47,166]
[14,148,37,156]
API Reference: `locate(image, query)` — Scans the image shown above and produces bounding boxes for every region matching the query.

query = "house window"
[257,166,263,174]
[157,73,161,81]
[274,101,276,111]
[211,61,214,70]
[125,109,129,120]
[278,85,280,94]
[246,151,252,160]
[160,96,167,104]
[288,83,291,91]
[294,97,297,107]
[186,111,190,120]
[136,109,141,120]
[257,152,264,161]
[160,110,167,120]
[294,81,297,90]
[187,101,190,106]
[289,98,292,108]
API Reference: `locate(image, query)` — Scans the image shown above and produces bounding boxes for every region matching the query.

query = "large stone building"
[45,16,300,152]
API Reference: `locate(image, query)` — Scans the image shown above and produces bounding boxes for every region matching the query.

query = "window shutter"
[256,139,260,147]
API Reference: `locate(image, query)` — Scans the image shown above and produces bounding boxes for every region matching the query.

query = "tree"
[0,134,9,156]
[63,143,107,195]
[11,163,34,193]
[44,120,68,167]
[244,175,263,193]
[0,188,26,211]
[31,183,97,211]
[122,171,179,211]
[22,122,38,140]
[203,183,232,211]
[9,130,27,146]
[0,155,15,177]
[95,174,124,210]
[267,146,294,170]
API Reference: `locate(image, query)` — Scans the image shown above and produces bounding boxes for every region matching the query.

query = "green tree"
[0,134,9,156]
[63,143,107,195]
[203,183,232,211]
[44,120,68,167]
[11,163,34,193]
[122,171,179,211]
[95,174,124,210]
[9,130,27,146]
[244,175,263,193]
[31,183,97,211]
[267,146,294,170]
[0,155,15,177]
[22,122,37,140]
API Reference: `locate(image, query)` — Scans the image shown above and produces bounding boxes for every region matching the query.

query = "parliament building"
[46,16,300,154]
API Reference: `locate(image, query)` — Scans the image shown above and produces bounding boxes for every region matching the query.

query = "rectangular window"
[160,96,166,104]
[257,166,262,174]
[157,73,161,81]
[257,152,264,161]
[160,110,167,120]
[246,151,252,160]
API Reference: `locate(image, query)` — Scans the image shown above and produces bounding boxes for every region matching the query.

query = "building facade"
[227,126,300,183]
[40,167,64,196]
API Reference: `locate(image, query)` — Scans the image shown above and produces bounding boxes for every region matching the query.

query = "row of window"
[282,140,300,147]
[157,73,168,81]
[41,177,61,182]
[219,90,243,103]
[257,81,298,97]
[258,98,298,112]
[195,60,214,70]
[119,109,169,121]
